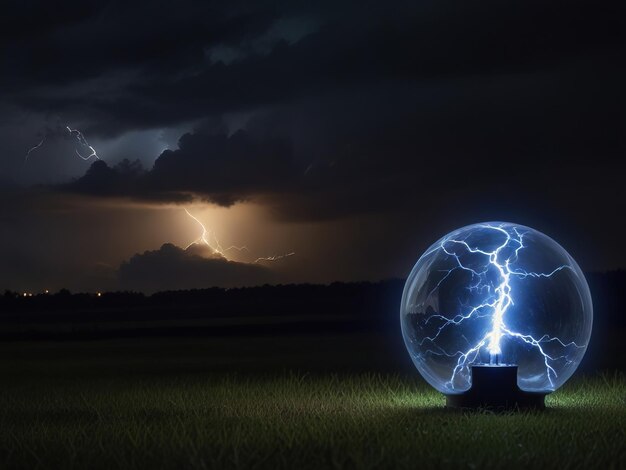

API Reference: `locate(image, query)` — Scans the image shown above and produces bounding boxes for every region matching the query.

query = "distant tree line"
[0,271,624,329]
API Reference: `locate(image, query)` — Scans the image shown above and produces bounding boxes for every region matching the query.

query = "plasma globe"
[400,222,592,394]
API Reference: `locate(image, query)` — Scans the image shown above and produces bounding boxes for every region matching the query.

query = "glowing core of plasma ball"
[400,222,592,394]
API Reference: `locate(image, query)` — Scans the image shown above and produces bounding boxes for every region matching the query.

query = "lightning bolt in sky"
[184,209,293,263]
[66,126,99,160]
[184,209,248,256]
[418,224,584,391]
[24,126,100,164]
[253,252,295,263]
[24,136,46,163]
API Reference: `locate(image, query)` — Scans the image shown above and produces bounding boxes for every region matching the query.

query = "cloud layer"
[118,243,273,293]
[0,0,623,291]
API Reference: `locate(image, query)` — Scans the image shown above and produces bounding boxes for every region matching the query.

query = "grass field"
[0,338,624,469]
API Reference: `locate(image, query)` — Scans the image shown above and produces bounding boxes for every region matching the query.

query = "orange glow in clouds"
[182,206,294,264]
[184,208,249,258]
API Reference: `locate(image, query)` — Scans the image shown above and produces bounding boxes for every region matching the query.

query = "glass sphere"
[400,222,592,394]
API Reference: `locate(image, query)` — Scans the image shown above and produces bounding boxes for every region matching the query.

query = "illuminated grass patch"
[0,371,623,469]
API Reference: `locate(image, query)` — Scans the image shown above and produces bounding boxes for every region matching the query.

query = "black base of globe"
[445,365,547,410]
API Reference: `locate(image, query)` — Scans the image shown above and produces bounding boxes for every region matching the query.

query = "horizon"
[3,268,626,298]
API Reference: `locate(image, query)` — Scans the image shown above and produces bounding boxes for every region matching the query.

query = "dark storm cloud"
[118,243,273,293]
[30,0,618,219]
[63,127,298,205]
[61,64,624,222]
[2,0,620,136]
[1,0,624,289]
[95,0,619,135]
[149,128,295,204]
[1,1,276,90]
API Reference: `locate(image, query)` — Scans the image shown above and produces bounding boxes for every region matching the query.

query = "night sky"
[0,0,623,293]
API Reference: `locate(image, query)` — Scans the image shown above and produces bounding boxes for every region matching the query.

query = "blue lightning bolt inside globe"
[400,222,593,394]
